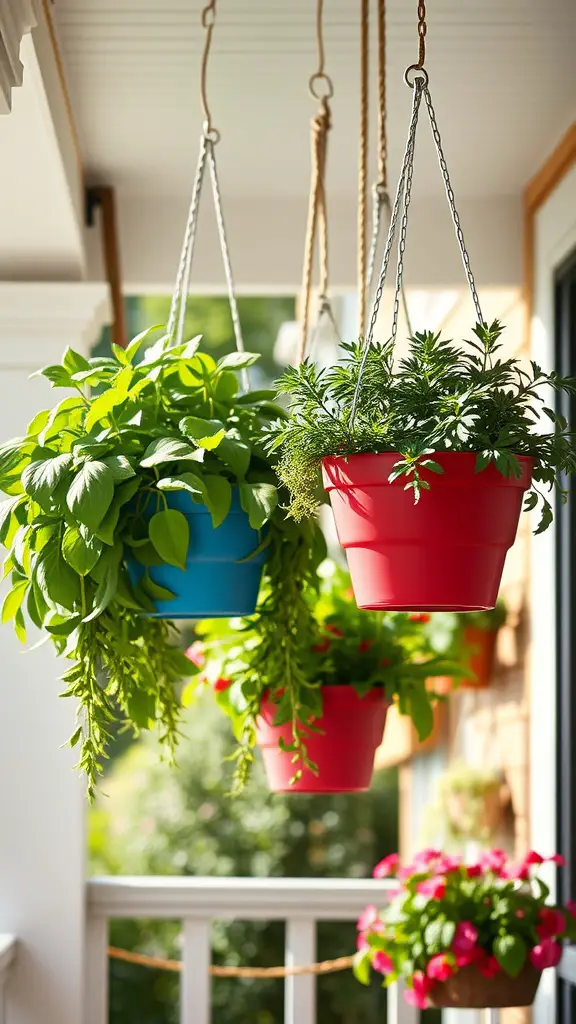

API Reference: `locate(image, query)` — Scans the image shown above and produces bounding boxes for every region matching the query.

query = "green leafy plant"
[355,847,576,1009]
[269,321,576,531]
[195,564,460,788]
[0,328,294,795]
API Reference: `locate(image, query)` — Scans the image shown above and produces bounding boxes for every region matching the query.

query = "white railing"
[86,877,419,1024]
[0,936,16,1024]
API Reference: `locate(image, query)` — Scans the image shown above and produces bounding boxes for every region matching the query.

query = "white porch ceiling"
[55,0,576,203]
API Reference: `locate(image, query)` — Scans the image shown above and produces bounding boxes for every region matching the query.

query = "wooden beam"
[86,186,127,349]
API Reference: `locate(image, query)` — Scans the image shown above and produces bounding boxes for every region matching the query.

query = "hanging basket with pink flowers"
[354,847,576,1011]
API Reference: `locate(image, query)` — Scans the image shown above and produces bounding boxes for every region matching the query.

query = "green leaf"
[27,409,50,437]
[62,347,91,376]
[94,476,141,546]
[35,536,81,611]
[14,608,26,644]
[140,574,177,602]
[179,416,226,450]
[126,690,157,730]
[101,455,136,482]
[203,475,232,528]
[149,509,189,570]
[493,934,527,978]
[62,526,103,576]
[0,495,24,545]
[156,473,206,502]
[352,950,372,986]
[39,396,86,446]
[66,461,115,532]
[84,543,123,621]
[2,579,28,623]
[84,387,128,432]
[239,482,278,529]
[217,352,260,371]
[125,324,165,362]
[405,686,434,741]
[217,432,251,478]
[140,437,197,467]
[33,364,74,388]
[22,454,73,511]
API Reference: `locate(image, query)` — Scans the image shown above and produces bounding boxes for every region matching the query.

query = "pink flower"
[516,910,526,919]
[427,954,454,982]
[373,854,399,879]
[452,921,478,957]
[213,677,232,693]
[326,624,344,638]
[529,939,563,971]
[358,639,373,653]
[549,854,566,867]
[357,932,369,952]
[480,849,507,875]
[537,908,566,940]
[185,642,205,667]
[357,904,379,932]
[566,900,576,919]
[504,862,530,882]
[466,863,483,878]
[477,953,500,979]
[404,972,432,1010]
[413,848,442,870]
[417,877,447,901]
[373,950,394,975]
[524,850,545,866]
[436,855,462,875]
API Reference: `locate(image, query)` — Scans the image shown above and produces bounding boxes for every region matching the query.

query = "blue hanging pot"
[126,490,268,619]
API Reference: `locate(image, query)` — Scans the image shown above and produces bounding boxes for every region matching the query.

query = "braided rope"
[108,945,354,978]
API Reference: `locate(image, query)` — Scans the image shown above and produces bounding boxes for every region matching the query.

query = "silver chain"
[366,185,413,338]
[167,128,248,387]
[350,79,423,425]
[422,85,484,325]
[389,99,418,346]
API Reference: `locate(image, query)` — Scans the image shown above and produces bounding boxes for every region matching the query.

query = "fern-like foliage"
[269,321,576,531]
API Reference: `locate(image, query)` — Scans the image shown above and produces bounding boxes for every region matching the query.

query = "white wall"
[530,162,576,1024]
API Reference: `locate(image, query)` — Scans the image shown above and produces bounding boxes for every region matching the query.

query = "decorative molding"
[0,282,111,366]
[0,0,37,113]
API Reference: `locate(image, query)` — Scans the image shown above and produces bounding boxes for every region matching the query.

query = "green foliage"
[198,563,462,787]
[90,692,398,1024]
[357,848,576,1009]
[0,328,292,796]
[270,321,576,530]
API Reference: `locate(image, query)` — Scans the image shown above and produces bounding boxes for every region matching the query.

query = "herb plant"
[196,564,460,787]
[0,329,292,795]
[355,847,576,1009]
[270,321,576,531]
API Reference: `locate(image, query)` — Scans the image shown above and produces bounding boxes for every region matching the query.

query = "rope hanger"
[350,0,484,424]
[167,0,248,386]
[297,0,339,364]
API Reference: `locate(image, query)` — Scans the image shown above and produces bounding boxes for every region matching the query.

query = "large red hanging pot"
[322,452,533,611]
[430,963,541,1009]
[256,686,388,793]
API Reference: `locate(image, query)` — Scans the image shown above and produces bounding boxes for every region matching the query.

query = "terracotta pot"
[321,451,533,611]
[427,675,453,696]
[256,686,388,793]
[463,625,498,688]
[431,963,541,1009]
[446,784,504,838]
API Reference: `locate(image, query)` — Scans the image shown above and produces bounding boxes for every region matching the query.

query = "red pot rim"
[322,451,534,490]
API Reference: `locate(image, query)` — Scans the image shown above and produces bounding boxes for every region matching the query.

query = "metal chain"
[350,79,423,425]
[389,103,419,346]
[168,134,209,342]
[367,188,413,338]
[422,86,484,325]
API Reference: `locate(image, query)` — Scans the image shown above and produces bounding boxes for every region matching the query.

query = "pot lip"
[321,450,534,489]
[261,684,389,706]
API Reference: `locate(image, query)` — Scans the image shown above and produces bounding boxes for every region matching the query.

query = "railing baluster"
[284,919,316,1024]
[85,915,109,1024]
[181,918,211,1024]
[388,979,420,1024]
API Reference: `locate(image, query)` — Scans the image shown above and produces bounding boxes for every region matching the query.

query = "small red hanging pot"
[322,452,533,612]
[430,963,541,1009]
[256,686,388,793]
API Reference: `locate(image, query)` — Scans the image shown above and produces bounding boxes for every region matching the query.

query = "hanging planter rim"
[322,451,534,490]
[430,962,541,1009]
